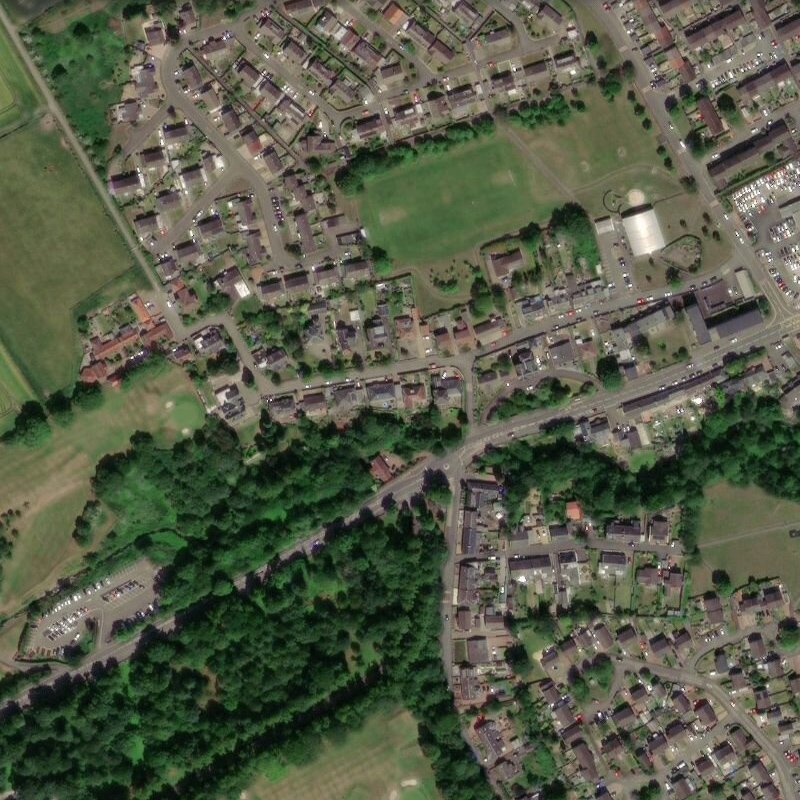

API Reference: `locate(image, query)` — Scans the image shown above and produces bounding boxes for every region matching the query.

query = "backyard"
[0,365,204,618]
[245,705,440,800]
[0,122,140,394]
[691,482,800,596]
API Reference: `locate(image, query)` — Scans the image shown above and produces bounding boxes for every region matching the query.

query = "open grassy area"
[0,122,140,394]
[0,365,204,618]
[358,132,559,266]
[691,482,800,597]
[0,340,34,433]
[28,3,130,163]
[511,85,671,216]
[246,705,440,800]
[0,15,40,132]
[355,87,690,314]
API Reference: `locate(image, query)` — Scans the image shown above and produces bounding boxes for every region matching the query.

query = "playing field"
[246,706,440,800]
[691,482,800,596]
[511,85,677,216]
[0,122,140,394]
[0,365,205,617]
[358,133,560,267]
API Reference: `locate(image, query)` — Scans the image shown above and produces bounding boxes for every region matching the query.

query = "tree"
[778,617,800,650]
[717,92,736,114]
[711,569,732,596]
[422,469,452,505]
[71,381,104,411]
[635,780,662,800]
[596,355,622,390]
[45,390,73,424]
[71,21,91,39]
[2,401,51,446]
[371,246,393,277]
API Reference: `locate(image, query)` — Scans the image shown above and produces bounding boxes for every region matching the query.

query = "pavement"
[2,8,800,797]
[617,653,796,798]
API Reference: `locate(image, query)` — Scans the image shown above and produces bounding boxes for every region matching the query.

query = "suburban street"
[3,2,800,798]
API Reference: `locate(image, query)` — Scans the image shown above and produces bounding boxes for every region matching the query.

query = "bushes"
[334,119,494,194]
[491,379,573,421]
[1,401,51,447]
[549,202,600,269]
[509,93,572,129]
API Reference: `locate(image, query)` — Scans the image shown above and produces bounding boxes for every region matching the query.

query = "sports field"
[511,85,676,216]
[246,706,440,800]
[358,133,559,266]
[691,482,800,596]
[0,365,204,617]
[0,122,139,394]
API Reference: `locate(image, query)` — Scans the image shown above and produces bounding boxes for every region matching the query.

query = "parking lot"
[19,561,158,661]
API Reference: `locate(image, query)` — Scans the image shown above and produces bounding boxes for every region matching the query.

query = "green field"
[0,340,34,431]
[691,482,800,597]
[355,87,688,313]
[511,85,673,215]
[0,122,139,394]
[0,14,40,131]
[0,366,205,617]
[246,706,440,800]
[358,132,559,267]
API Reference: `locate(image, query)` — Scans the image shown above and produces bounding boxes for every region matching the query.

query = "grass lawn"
[245,706,440,800]
[0,15,40,132]
[691,482,800,597]
[354,88,686,313]
[0,365,204,618]
[511,85,672,215]
[357,131,559,267]
[0,340,35,432]
[0,122,140,394]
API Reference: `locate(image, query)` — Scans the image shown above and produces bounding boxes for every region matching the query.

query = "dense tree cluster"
[549,202,601,269]
[82,406,463,611]
[1,401,50,446]
[508,92,573,129]
[482,393,800,553]
[491,378,575,421]
[0,505,490,800]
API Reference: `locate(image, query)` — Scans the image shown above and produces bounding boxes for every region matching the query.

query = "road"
[617,654,796,798]
[2,6,800,795]
[591,6,795,321]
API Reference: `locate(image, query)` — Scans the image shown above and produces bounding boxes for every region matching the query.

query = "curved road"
[617,654,795,798]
